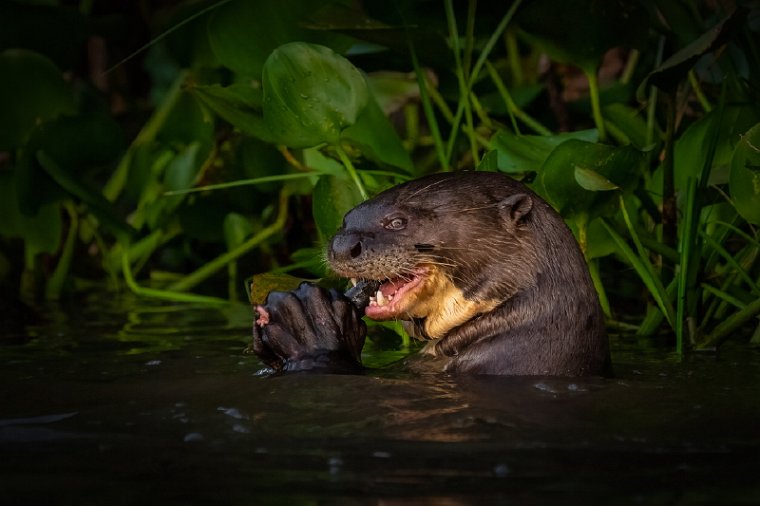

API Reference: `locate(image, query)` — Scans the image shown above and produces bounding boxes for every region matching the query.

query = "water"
[1,293,759,505]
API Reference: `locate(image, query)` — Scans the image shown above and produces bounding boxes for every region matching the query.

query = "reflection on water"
[1,293,759,505]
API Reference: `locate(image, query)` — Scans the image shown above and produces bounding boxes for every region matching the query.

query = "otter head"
[327,173,541,341]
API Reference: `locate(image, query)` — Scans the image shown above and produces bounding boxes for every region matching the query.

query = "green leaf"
[581,218,617,260]
[158,91,214,146]
[207,0,352,77]
[289,246,329,277]
[262,42,369,148]
[0,49,75,150]
[491,129,598,174]
[0,171,61,256]
[603,103,652,149]
[312,175,362,242]
[303,147,346,178]
[729,122,760,224]
[601,216,675,328]
[36,151,136,244]
[223,212,253,250]
[516,0,648,74]
[541,140,644,218]
[477,150,499,172]
[637,6,746,97]
[191,82,274,142]
[675,105,760,190]
[237,137,290,194]
[341,96,413,172]
[249,272,310,305]
[16,113,125,215]
[574,166,620,191]
[164,142,203,192]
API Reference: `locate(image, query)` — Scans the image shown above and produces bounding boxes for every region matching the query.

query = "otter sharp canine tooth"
[351,278,357,287]
[376,290,386,306]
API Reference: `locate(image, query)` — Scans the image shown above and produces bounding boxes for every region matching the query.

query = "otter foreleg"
[249,282,367,374]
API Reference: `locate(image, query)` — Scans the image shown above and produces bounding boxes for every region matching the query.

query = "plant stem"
[445,0,478,166]
[104,70,189,202]
[168,190,290,292]
[661,93,677,259]
[688,70,712,112]
[45,201,79,300]
[698,296,760,350]
[505,29,523,86]
[424,77,454,122]
[620,49,639,85]
[486,61,551,135]
[645,36,665,149]
[608,199,676,328]
[467,0,523,89]
[335,144,368,200]
[675,177,699,354]
[463,0,477,79]
[700,283,747,310]
[700,231,760,295]
[588,258,611,318]
[122,253,228,305]
[586,69,607,142]
[408,40,449,170]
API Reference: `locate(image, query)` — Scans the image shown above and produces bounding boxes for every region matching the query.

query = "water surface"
[1,293,759,505]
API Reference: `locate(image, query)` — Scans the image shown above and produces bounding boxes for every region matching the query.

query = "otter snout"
[329,232,365,263]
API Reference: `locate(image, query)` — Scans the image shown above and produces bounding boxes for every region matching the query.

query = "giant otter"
[252,172,610,376]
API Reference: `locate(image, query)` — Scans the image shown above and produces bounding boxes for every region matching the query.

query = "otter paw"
[250,282,366,374]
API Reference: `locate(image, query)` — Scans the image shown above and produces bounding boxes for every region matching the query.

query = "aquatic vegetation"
[1,0,758,355]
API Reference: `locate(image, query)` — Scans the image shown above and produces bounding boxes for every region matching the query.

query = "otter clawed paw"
[250,282,366,374]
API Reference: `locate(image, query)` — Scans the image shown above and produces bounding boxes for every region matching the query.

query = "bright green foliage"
[541,141,644,219]
[675,106,760,190]
[312,175,363,242]
[262,42,369,148]
[491,129,598,174]
[0,0,758,354]
[730,123,760,224]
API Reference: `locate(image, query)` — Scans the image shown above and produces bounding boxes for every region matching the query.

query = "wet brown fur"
[328,172,610,376]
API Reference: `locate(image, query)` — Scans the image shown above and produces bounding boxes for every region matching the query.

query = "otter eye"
[384,217,407,230]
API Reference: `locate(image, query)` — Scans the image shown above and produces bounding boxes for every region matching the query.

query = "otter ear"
[499,193,533,222]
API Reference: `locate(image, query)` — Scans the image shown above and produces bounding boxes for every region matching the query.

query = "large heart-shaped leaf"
[262,42,370,148]
[541,140,644,218]
[0,49,75,150]
[729,122,760,224]
[491,128,598,174]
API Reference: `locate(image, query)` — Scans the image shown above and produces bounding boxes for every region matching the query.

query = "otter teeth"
[350,278,358,287]
[371,289,393,307]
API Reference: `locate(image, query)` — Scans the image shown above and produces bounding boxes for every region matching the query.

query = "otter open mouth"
[355,267,428,320]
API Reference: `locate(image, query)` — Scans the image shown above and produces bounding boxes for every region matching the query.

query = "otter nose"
[329,232,364,263]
